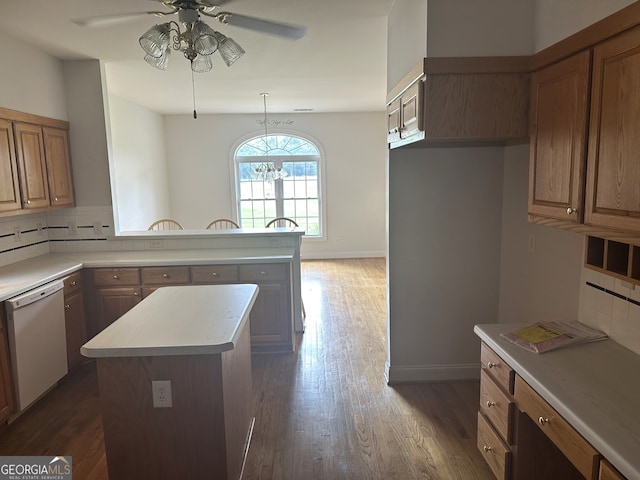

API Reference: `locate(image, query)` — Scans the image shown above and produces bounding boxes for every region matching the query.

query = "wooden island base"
[96,322,253,480]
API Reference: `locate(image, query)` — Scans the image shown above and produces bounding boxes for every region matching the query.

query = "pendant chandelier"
[254,93,288,182]
[139,9,244,73]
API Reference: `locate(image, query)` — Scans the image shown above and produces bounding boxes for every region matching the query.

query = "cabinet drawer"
[480,369,514,443]
[191,265,239,284]
[515,375,599,479]
[239,263,288,282]
[92,268,140,286]
[63,271,82,296]
[477,412,511,480]
[141,266,190,285]
[481,343,514,394]
[599,459,625,480]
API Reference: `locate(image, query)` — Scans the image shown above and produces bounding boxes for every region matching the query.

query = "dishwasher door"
[5,279,68,415]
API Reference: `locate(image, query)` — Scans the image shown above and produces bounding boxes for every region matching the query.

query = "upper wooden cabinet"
[0,107,74,216]
[584,25,640,233]
[43,127,74,208]
[0,119,21,213]
[14,122,50,210]
[387,57,530,148]
[528,51,591,223]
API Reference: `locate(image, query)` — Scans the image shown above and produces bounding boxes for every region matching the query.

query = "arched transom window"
[235,134,322,236]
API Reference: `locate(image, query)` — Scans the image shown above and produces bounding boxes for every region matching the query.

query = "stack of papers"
[500,321,608,353]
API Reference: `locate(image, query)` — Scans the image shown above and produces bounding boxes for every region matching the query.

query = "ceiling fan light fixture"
[192,21,219,56]
[144,46,171,70]
[139,23,170,58]
[216,33,245,67]
[190,53,213,73]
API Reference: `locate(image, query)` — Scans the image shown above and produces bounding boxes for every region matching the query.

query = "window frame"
[230,131,326,240]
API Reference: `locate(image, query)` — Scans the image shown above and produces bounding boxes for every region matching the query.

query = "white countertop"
[0,249,294,302]
[81,284,258,357]
[475,323,640,480]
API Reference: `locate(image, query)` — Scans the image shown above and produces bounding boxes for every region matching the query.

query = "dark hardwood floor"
[0,258,493,479]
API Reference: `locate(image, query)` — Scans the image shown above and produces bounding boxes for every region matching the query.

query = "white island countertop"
[81,284,259,358]
[475,323,640,480]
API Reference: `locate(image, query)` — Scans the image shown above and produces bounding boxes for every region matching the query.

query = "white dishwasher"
[5,279,68,418]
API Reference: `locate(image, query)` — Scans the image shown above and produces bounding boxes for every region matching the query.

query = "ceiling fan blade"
[216,12,306,40]
[72,10,176,27]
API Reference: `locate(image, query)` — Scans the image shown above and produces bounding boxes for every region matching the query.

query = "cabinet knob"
[70,281,77,286]
[487,361,497,369]
[133,292,139,296]
[113,275,120,280]
[64,304,70,309]
[211,272,218,277]
[566,207,577,215]
[163,273,169,278]
[261,271,267,276]
[24,200,31,205]
[54,197,58,202]
[483,445,493,453]
[538,416,550,425]
[486,401,496,408]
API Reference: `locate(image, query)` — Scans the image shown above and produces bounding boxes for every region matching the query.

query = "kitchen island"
[81,284,258,480]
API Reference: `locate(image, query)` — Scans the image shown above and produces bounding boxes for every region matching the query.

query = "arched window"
[234,134,322,236]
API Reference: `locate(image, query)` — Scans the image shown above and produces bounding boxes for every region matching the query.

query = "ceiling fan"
[74,0,306,40]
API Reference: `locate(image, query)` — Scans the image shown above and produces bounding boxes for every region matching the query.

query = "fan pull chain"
[191,67,198,119]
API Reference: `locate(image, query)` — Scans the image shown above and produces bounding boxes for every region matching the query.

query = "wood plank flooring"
[0,258,493,479]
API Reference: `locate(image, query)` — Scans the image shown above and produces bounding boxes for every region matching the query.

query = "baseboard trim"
[384,361,481,384]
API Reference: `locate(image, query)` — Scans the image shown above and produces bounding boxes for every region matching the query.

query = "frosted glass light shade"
[139,24,170,58]
[192,21,219,55]
[144,47,170,70]
[191,54,213,73]
[215,33,245,66]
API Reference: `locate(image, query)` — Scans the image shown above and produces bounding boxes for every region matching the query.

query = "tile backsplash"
[579,267,640,355]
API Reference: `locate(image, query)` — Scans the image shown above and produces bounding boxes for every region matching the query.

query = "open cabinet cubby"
[585,235,640,284]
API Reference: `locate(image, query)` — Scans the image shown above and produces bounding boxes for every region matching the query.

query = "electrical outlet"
[13,227,21,242]
[67,220,77,236]
[152,380,172,408]
[93,221,103,235]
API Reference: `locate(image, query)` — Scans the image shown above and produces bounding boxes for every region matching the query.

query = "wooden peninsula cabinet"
[85,260,294,353]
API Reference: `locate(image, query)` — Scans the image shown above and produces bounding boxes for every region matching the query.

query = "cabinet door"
[529,51,590,222]
[13,122,49,209]
[249,282,292,349]
[585,26,640,232]
[43,127,74,208]
[97,287,142,329]
[387,98,401,143]
[400,81,423,139]
[0,309,15,423]
[64,291,87,371]
[0,119,21,213]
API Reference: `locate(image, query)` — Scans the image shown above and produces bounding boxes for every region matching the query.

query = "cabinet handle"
[486,401,496,408]
[566,207,577,215]
[211,272,218,277]
[538,416,550,425]
[483,445,493,453]
[487,361,497,369]
[162,273,169,278]
[113,275,120,280]
[64,304,70,309]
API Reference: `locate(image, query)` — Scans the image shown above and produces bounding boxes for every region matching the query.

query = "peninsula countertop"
[81,284,259,357]
[0,248,294,302]
[475,323,640,480]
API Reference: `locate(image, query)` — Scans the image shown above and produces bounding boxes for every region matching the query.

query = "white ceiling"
[0,0,393,114]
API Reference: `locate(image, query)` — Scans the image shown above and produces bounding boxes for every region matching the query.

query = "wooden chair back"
[147,219,184,231]
[265,217,299,228]
[205,219,240,229]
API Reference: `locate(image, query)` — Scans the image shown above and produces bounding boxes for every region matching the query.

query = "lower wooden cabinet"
[85,262,294,353]
[0,308,15,423]
[478,343,627,480]
[63,272,87,372]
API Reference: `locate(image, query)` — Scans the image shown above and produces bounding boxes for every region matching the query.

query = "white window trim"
[228,129,327,241]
